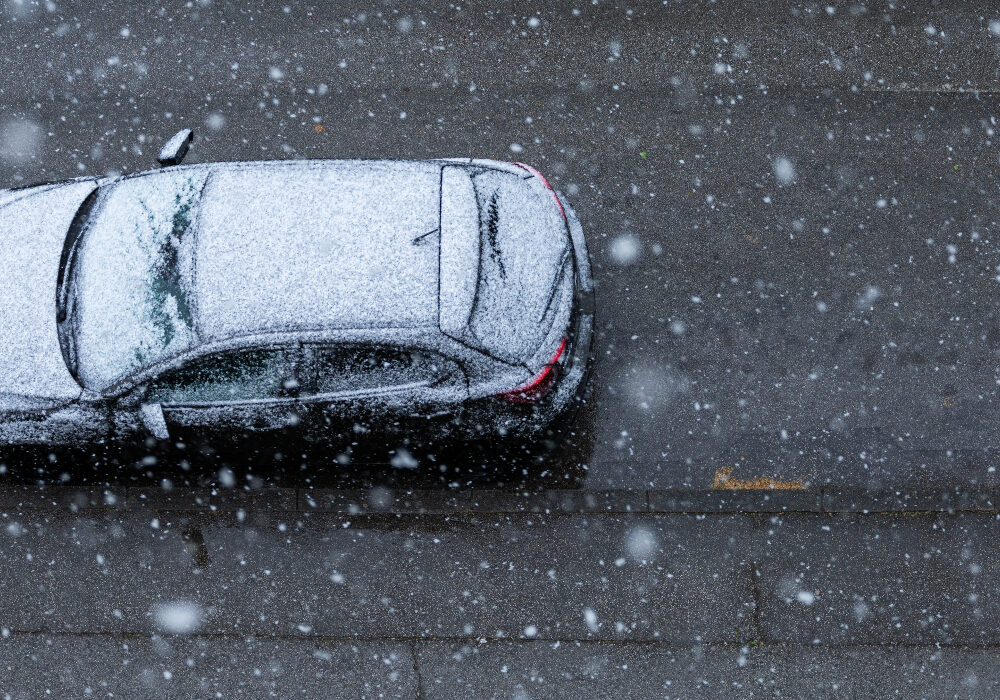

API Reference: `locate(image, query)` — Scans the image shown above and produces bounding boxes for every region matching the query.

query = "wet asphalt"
[5,0,1000,491]
[4,1,1000,696]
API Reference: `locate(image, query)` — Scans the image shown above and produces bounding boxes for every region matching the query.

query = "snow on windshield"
[74,170,208,390]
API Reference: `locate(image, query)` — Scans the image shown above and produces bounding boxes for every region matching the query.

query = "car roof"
[191,160,443,339]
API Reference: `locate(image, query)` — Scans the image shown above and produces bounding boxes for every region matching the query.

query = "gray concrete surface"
[0,497,999,696]
[7,633,1000,699]
[0,635,416,699]
[416,642,1000,699]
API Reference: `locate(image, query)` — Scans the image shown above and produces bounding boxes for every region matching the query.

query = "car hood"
[0,181,95,406]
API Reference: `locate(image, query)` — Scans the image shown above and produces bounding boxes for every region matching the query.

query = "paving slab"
[0,510,208,634]
[196,512,755,642]
[0,634,415,699]
[821,487,1000,513]
[0,510,755,642]
[649,489,823,514]
[751,513,1000,645]
[466,489,647,514]
[4,508,1000,646]
[298,487,469,514]
[416,641,1000,699]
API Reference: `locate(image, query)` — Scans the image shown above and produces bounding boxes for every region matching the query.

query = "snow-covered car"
[0,139,593,450]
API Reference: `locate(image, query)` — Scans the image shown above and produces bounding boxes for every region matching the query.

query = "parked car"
[0,132,594,450]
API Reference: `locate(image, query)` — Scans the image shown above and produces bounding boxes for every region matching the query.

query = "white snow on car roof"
[0,182,95,404]
[194,161,442,340]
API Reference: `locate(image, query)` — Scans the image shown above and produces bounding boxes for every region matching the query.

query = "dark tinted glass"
[147,348,288,404]
[311,346,430,395]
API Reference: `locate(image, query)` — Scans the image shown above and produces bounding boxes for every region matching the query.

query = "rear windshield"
[467,170,568,363]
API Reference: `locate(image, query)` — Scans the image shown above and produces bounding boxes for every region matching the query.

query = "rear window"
[308,345,448,396]
[468,170,568,363]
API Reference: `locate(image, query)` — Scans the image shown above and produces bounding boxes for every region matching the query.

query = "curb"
[0,485,997,515]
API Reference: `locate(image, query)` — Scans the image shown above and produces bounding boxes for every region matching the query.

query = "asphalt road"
[4,1,1000,695]
[6,0,1000,492]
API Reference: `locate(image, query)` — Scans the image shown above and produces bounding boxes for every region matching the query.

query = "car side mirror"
[140,403,170,440]
[157,129,193,167]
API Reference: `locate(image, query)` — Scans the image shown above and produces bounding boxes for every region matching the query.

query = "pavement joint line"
[1,629,999,651]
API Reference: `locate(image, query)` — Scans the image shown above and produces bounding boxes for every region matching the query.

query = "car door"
[296,343,467,445]
[122,346,302,442]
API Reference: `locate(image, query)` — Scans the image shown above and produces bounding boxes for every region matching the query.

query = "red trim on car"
[511,162,567,222]
[496,338,567,404]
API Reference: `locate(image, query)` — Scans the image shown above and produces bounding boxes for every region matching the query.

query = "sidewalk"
[1,485,998,697]
[3,635,997,698]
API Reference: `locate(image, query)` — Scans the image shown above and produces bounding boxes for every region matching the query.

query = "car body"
[0,156,594,449]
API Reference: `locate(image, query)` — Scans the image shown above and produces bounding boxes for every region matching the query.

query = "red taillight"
[511,162,567,222]
[496,338,567,404]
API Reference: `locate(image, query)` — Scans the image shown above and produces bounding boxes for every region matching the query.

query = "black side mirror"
[157,129,193,167]
[140,402,170,440]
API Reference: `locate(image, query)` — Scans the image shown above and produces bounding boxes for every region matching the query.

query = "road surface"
[3,1,1000,696]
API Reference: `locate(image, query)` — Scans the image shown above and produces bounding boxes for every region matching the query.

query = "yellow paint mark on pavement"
[712,466,806,490]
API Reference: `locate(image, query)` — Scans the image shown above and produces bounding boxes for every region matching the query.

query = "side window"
[146,348,291,405]
[308,345,443,396]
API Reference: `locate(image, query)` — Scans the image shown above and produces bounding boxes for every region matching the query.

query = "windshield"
[63,169,208,390]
